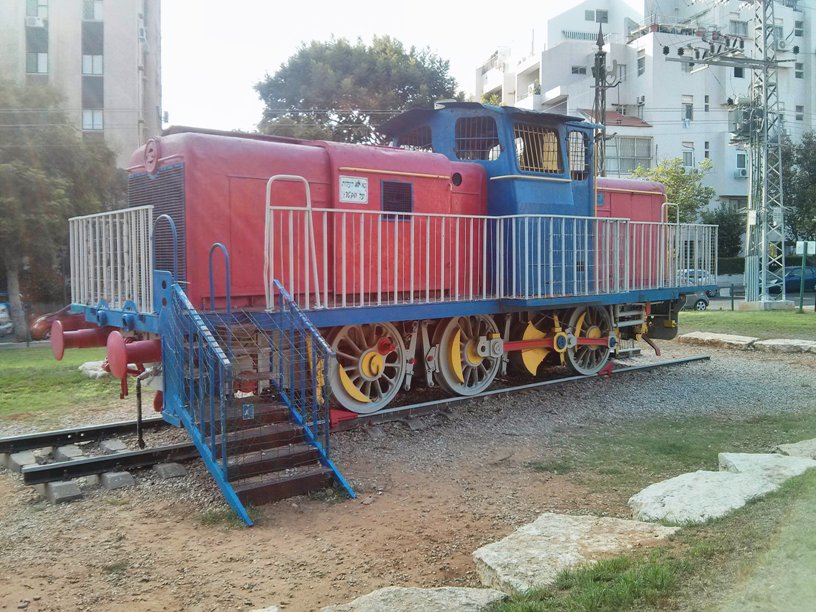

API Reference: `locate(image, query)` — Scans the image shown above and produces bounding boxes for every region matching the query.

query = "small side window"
[455,117,500,161]
[513,123,562,174]
[397,125,433,151]
[567,131,589,180]
[382,180,412,220]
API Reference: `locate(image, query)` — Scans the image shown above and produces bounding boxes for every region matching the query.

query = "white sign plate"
[339,176,368,204]
[795,240,816,255]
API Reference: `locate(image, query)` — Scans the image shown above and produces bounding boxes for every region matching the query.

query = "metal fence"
[264,206,718,310]
[69,206,154,312]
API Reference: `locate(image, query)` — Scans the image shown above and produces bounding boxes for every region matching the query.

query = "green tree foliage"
[701,205,743,257]
[632,158,717,222]
[782,131,816,240]
[255,36,461,143]
[0,81,123,338]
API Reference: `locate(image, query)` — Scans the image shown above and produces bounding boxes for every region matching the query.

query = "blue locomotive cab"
[382,102,597,218]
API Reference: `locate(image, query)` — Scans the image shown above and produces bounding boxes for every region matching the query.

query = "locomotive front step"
[231,465,334,506]
[226,443,321,481]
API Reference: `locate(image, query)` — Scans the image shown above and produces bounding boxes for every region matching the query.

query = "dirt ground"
[0,343,812,611]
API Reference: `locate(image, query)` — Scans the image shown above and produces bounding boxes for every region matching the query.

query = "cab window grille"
[128,163,186,281]
[568,131,589,180]
[513,123,562,174]
[455,117,501,161]
[382,180,412,220]
[398,125,433,151]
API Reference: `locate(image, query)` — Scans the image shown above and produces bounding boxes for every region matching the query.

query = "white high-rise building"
[0,0,162,168]
[474,0,814,213]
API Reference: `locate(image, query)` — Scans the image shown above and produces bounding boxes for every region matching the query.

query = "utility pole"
[591,24,619,177]
[663,0,795,306]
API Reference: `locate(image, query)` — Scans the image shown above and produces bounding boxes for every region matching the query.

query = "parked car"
[677,269,719,297]
[766,266,816,294]
[29,305,87,340]
[682,292,710,311]
[0,303,13,336]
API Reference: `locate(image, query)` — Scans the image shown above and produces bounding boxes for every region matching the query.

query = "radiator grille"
[128,163,186,282]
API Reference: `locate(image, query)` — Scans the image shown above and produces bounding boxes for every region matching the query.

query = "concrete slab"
[753,339,816,354]
[628,470,777,525]
[322,587,507,612]
[153,463,187,479]
[472,513,678,594]
[54,444,83,462]
[79,360,109,379]
[80,474,101,488]
[46,481,83,504]
[100,439,127,453]
[719,452,816,484]
[775,438,816,459]
[8,451,37,473]
[101,471,135,490]
[677,331,758,350]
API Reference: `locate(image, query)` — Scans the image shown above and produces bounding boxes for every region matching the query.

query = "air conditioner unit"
[25,16,44,28]
[638,95,646,104]
[776,40,787,51]
[734,168,748,178]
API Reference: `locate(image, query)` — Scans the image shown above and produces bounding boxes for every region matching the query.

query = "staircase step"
[233,465,334,505]
[227,443,320,481]
[215,423,304,457]
[223,401,290,431]
[235,371,275,382]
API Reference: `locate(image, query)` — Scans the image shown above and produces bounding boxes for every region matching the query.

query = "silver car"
[682,292,710,311]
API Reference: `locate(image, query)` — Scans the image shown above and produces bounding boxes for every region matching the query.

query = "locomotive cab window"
[382,180,413,220]
[567,131,589,180]
[513,123,562,174]
[397,125,433,151]
[454,116,501,161]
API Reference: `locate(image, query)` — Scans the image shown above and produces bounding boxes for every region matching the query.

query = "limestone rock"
[628,470,777,525]
[79,361,110,379]
[775,438,816,459]
[322,586,506,612]
[719,452,816,484]
[472,513,678,594]
[677,331,758,350]
[753,339,816,354]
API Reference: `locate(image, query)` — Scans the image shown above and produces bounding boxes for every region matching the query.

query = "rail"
[69,206,154,313]
[264,206,718,310]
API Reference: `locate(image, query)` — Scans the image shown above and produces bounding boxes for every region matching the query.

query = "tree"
[255,36,461,143]
[0,81,122,339]
[632,158,717,222]
[783,131,816,240]
[701,204,743,257]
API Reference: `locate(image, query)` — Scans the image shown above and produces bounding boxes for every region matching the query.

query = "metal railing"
[69,206,154,312]
[265,206,718,310]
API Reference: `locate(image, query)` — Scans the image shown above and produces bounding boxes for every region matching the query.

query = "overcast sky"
[160,0,588,131]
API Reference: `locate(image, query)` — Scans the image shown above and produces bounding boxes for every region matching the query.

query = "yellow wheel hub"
[521,321,549,376]
[361,351,384,377]
[465,340,482,366]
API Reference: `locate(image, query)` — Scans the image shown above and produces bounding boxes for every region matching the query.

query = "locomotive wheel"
[328,322,406,414]
[433,315,501,396]
[565,306,613,376]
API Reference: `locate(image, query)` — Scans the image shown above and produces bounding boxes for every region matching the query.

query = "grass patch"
[679,310,816,340]
[0,346,120,418]
[528,458,577,475]
[307,485,352,504]
[197,506,258,528]
[102,560,128,574]
[105,497,129,507]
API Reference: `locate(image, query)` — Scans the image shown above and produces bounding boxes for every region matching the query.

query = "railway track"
[1,355,709,488]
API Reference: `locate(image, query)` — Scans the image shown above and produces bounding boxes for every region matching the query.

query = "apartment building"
[0,0,162,167]
[474,0,813,212]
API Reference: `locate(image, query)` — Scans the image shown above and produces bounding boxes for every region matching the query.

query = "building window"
[637,49,645,76]
[729,20,748,37]
[682,142,695,170]
[734,66,744,79]
[704,141,710,159]
[794,20,804,37]
[454,117,500,161]
[571,65,587,75]
[82,109,103,130]
[83,0,103,21]
[397,125,432,151]
[596,10,608,24]
[605,136,651,175]
[682,96,694,121]
[795,62,804,79]
[25,52,48,73]
[82,54,103,75]
[704,95,710,112]
[796,105,804,121]
[26,0,48,19]
[585,10,594,21]
[567,131,589,180]
[736,151,747,170]
[513,123,562,174]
